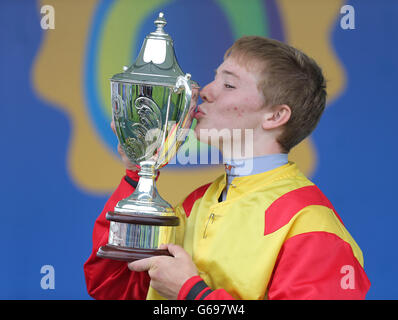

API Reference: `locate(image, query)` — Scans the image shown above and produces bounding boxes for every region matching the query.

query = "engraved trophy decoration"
[97,13,199,261]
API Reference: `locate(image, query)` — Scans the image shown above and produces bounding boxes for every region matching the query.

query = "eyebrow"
[214,69,240,79]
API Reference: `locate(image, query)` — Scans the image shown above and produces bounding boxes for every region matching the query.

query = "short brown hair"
[224,36,327,153]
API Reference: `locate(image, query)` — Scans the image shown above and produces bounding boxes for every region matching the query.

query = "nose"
[200,81,215,103]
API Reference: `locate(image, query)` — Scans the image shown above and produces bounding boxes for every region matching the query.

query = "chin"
[193,123,203,137]
[193,125,209,145]
[194,127,207,144]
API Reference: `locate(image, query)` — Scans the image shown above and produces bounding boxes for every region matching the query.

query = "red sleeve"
[177,276,235,300]
[83,170,150,300]
[267,231,371,300]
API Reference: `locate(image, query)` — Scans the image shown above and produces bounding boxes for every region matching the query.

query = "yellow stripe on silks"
[146,211,176,300]
[282,205,365,267]
[157,214,176,247]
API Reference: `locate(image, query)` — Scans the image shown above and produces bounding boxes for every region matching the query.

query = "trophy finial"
[154,12,167,34]
[112,10,199,88]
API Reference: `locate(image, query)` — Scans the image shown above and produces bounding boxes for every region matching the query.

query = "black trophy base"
[97,244,171,262]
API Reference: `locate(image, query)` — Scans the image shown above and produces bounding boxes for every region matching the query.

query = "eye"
[224,83,235,89]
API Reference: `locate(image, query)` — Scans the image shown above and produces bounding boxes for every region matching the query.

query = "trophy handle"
[174,73,192,98]
[173,73,193,142]
[174,73,192,118]
[174,74,192,122]
[156,73,193,167]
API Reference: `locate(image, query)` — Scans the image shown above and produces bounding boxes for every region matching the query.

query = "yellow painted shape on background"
[32,0,224,203]
[33,0,125,193]
[98,0,169,118]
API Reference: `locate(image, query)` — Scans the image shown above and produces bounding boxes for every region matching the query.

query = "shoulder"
[179,182,213,218]
[264,184,344,235]
[176,173,225,218]
[264,182,365,266]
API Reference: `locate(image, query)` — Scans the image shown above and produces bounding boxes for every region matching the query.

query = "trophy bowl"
[97,13,199,261]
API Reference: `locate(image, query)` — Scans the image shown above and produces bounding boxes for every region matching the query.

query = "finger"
[110,120,116,134]
[128,257,157,272]
[159,243,168,250]
[117,143,126,156]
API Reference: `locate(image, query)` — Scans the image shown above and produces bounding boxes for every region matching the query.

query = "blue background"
[0,0,397,299]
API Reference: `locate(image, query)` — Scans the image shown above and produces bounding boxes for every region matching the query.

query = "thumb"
[166,244,187,258]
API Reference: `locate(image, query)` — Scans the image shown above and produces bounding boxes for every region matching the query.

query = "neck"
[220,136,285,160]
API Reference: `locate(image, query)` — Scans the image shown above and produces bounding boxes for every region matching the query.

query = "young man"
[84,36,370,300]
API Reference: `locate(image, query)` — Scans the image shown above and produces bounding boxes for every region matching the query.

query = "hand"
[110,120,138,171]
[128,244,198,300]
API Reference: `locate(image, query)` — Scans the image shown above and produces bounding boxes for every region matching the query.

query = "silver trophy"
[97,13,199,261]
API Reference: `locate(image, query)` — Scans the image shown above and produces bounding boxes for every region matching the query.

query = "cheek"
[227,106,244,117]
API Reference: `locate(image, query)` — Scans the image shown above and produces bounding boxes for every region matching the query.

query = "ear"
[262,104,291,130]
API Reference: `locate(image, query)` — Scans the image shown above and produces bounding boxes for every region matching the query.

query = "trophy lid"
[111,12,199,88]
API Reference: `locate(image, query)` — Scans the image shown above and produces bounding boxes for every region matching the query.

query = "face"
[193,57,265,148]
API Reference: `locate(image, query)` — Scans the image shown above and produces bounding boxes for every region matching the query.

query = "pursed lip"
[194,105,206,119]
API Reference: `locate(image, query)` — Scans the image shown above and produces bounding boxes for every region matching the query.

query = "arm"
[177,232,371,300]
[267,231,371,300]
[127,245,235,300]
[178,276,235,300]
[83,169,150,300]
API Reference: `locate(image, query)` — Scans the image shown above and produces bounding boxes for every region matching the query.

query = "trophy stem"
[135,160,159,202]
[97,161,178,261]
[114,160,173,215]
